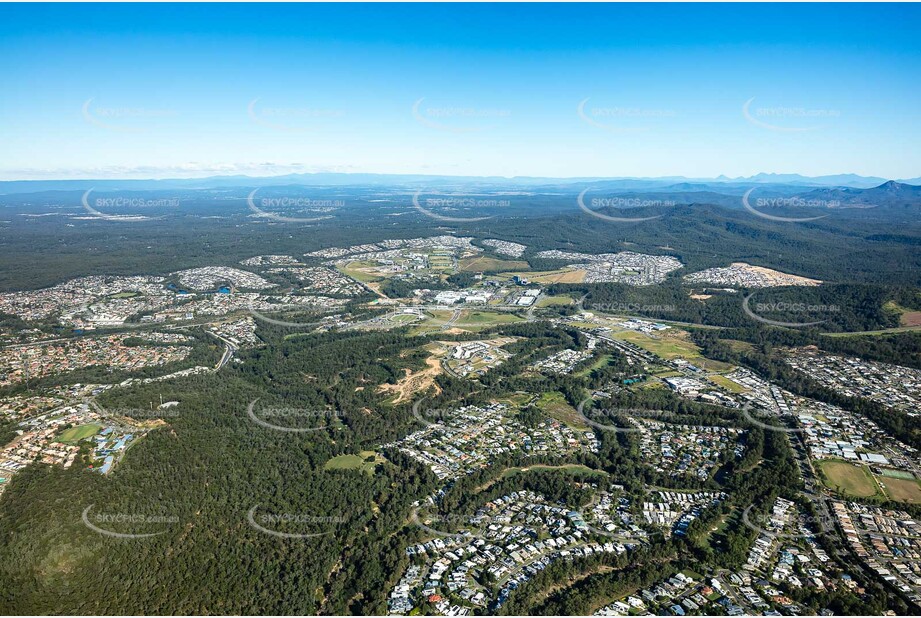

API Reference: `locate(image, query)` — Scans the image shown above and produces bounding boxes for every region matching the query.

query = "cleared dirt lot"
[376,344,446,403]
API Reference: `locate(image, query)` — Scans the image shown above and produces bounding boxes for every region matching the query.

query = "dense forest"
[2,190,921,292]
[1,187,919,615]
[2,312,910,614]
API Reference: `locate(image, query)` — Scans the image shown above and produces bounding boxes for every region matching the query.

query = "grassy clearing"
[724,339,756,354]
[701,509,734,545]
[461,310,523,324]
[709,374,747,393]
[337,261,384,283]
[696,358,735,371]
[574,353,613,377]
[406,310,457,335]
[56,423,103,443]
[537,295,575,308]
[611,330,700,360]
[502,464,600,479]
[534,391,588,431]
[497,392,537,408]
[499,269,587,284]
[453,310,525,330]
[883,301,921,327]
[458,256,529,272]
[324,451,385,475]
[818,460,880,498]
[611,329,734,371]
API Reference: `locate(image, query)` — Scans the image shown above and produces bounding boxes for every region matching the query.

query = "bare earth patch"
[377,344,447,403]
[743,263,821,285]
[685,262,821,288]
[900,311,921,327]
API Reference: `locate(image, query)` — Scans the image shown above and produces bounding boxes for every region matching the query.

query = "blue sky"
[1,3,919,180]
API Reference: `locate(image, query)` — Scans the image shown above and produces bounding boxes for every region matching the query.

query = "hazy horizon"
[1,169,918,185]
[1,3,919,181]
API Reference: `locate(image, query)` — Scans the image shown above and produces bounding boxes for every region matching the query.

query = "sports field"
[880,477,921,503]
[56,423,103,443]
[818,460,879,498]
[879,468,916,480]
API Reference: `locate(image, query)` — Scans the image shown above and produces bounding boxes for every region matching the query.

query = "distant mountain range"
[799,180,921,208]
[716,172,918,187]
[0,172,919,195]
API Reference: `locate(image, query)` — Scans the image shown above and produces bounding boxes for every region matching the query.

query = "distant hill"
[730,172,890,188]
[799,181,921,209]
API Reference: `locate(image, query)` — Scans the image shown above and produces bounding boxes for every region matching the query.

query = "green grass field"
[458,310,524,325]
[709,374,747,393]
[536,294,575,308]
[879,468,916,480]
[497,269,587,284]
[611,329,733,370]
[611,330,701,359]
[337,262,384,283]
[573,353,613,377]
[534,391,588,431]
[818,460,880,498]
[448,310,526,332]
[406,310,457,335]
[56,423,103,443]
[701,509,734,545]
[324,451,384,475]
